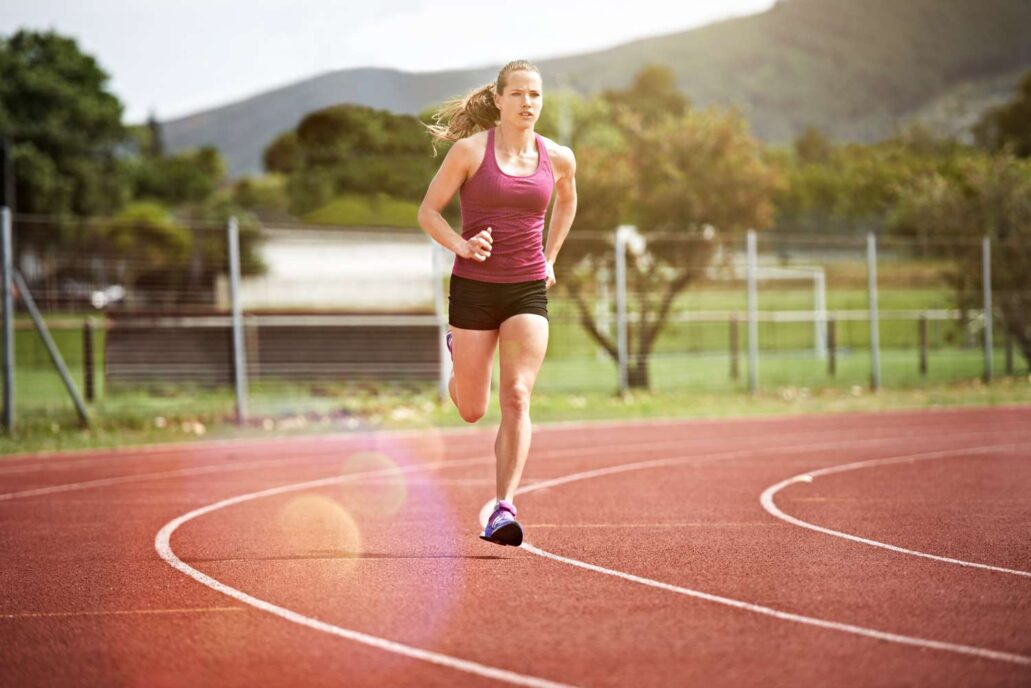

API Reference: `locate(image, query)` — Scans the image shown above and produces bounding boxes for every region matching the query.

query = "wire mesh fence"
[2,209,1028,432]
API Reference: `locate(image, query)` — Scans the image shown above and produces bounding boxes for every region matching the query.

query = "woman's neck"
[496,123,535,154]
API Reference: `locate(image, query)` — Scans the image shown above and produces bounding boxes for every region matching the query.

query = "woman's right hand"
[456,227,492,262]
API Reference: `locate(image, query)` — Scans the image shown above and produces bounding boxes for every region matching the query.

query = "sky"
[3,0,775,123]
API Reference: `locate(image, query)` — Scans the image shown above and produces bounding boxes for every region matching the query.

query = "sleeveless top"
[453,128,555,283]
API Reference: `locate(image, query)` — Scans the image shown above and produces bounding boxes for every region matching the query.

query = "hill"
[163,0,1031,177]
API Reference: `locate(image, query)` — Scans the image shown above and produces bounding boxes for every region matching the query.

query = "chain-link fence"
[2,209,1027,433]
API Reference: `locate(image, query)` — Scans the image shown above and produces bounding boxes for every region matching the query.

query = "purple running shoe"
[480,499,523,546]
[446,330,454,362]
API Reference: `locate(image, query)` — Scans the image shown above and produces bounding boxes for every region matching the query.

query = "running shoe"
[446,330,453,362]
[480,499,523,546]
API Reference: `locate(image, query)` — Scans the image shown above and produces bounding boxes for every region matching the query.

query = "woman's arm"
[544,145,578,287]
[418,140,493,262]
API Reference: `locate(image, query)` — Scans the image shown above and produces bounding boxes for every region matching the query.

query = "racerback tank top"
[453,128,555,283]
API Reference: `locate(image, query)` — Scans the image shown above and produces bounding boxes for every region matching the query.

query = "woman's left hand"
[545,261,556,289]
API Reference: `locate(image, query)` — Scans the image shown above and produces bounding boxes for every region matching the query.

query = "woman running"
[418,60,578,546]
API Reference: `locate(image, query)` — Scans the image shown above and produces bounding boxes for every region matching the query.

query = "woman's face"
[495,70,543,130]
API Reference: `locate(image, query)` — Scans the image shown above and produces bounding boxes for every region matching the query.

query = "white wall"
[217,227,443,311]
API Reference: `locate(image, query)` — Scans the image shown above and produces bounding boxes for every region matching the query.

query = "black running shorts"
[448,275,549,330]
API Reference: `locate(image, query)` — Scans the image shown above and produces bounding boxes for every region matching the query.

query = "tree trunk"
[627,356,649,389]
[1000,303,1031,370]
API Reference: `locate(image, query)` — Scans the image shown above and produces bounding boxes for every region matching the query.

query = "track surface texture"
[1,407,1029,687]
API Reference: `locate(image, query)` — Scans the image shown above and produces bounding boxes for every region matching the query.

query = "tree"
[0,30,128,217]
[129,145,227,206]
[794,126,833,164]
[973,71,1031,158]
[145,112,165,158]
[771,131,973,235]
[890,154,1031,367]
[559,66,782,388]
[266,104,437,217]
[93,202,192,307]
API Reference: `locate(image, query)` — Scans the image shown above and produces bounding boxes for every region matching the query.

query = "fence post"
[1004,328,1014,376]
[1,206,13,432]
[982,235,993,384]
[813,269,827,359]
[827,317,836,378]
[227,217,248,424]
[866,232,881,391]
[729,314,739,380]
[614,226,632,395]
[918,313,928,378]
[83,319,95,402]
[746,229,759,394]
[432,244,450,402]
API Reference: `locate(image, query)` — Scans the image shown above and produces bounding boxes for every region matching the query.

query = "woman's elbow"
[417,204,437,230]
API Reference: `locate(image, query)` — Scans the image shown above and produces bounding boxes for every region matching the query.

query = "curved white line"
[476,430,1030,525]
[484,442,1031,666]
[520,543,1030,666]
[155,456,574,688]
[760,443,1031,578]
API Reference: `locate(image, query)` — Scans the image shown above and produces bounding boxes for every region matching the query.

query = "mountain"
[162,0,1031,177]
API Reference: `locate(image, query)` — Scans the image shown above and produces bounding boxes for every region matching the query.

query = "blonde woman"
[418,60,577,546]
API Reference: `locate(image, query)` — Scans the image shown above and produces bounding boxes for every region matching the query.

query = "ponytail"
[425,82,500,154]
[426,60,541,154]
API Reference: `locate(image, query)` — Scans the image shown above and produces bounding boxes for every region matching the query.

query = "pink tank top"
[453,128,555,283]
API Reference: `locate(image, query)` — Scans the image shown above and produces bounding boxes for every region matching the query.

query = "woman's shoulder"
[443,130,490,170]
[455,129,490,151]
[537,134,575,176]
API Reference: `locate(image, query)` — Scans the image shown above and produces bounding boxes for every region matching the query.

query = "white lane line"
[155,456,574,688]
[2,606,246,619]
[3,430,743,503]
[0,435,358,474]
[760,443,1031,578]
[520,543,1030,666]
[7,424,1021,505]
[481,441,1031,667]
[0,457,316,502]
[0,427,880,504]
[530,523,786,528]
[477,429,1031,526]
[9,410,1026,476]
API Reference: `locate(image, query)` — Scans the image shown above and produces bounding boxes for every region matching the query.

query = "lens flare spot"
[340,451,408,517]
[277,495,361,560]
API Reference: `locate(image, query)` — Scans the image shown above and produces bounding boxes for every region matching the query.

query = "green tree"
[890,154,1031,367]
[135,146,227,206]
[93,202,192,307]
[973,71,1031,158]
[794,126,833,164]
[267,104,436,217]
[559,66,781,388]
[145,112,164,158]
[0,30,128,217]
[771,131,973,235]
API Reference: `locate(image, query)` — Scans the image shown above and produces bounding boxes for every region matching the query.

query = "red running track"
[1,407,1029,687]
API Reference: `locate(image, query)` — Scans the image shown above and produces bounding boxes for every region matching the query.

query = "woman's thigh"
[451,326,498,410]
[498,314,549,392]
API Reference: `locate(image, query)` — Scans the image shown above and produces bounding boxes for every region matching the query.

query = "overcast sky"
[3,0,775,123]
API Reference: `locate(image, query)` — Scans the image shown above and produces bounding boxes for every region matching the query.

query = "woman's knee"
[499,382,531,416]
[458,400,487,424]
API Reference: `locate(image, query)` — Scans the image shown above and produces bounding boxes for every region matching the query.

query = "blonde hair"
[426,60,541,153]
